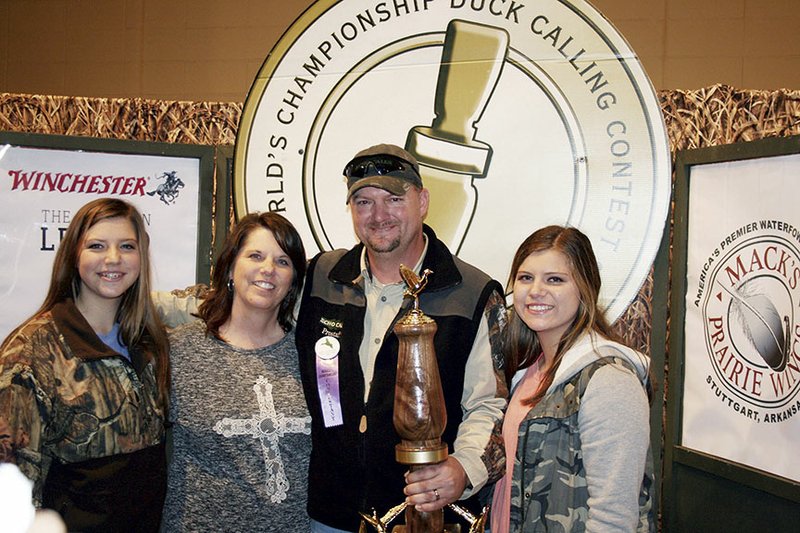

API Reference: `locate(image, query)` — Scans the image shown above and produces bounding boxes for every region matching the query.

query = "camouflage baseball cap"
[344,144,422,201]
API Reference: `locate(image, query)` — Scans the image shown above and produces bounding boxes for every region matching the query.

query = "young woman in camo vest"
[489,225,655,532]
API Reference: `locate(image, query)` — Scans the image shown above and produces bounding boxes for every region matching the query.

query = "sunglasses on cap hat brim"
[343,154,421,180]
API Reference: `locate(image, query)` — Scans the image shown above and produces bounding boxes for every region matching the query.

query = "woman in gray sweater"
[161,212,310,532]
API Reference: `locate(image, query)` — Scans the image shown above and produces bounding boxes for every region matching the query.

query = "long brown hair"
[198,212,306,337]
[2,198,170,410]
[504,225,623,405]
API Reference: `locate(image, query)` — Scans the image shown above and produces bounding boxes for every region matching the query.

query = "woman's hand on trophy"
[403,457,468,512]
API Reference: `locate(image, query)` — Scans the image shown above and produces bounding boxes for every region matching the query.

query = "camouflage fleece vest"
[0,301,166,508]
[508,356,655,532]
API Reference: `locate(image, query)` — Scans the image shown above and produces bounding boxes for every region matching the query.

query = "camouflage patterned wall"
[1,84,799,362]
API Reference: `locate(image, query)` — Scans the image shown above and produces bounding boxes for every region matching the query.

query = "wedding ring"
[433,488,440,501]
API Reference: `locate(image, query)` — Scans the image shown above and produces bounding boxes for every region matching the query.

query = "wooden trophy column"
[359,266,486,533]
[393,307,448,533]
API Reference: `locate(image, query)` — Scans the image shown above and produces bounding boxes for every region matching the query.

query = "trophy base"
[392,525,461,533]
[360,502,487,533]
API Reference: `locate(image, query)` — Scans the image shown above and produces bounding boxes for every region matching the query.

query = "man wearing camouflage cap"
[296,143,507,532]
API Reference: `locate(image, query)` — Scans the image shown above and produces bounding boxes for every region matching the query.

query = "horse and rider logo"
[147,170,184,205]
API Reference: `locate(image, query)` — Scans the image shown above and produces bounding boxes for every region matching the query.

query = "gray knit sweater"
[161,321,311,532]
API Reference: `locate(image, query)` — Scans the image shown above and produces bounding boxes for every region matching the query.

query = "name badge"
[315,336,343,427]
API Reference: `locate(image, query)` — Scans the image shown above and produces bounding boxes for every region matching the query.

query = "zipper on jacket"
[359,407,368,513]
[518,424,531,525]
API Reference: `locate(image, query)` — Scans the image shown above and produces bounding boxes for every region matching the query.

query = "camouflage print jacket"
[0,300,166,508]
[508,352,655,533]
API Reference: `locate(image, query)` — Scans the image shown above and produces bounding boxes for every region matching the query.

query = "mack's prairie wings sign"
[682,152,800,483]
[234,0,671,321]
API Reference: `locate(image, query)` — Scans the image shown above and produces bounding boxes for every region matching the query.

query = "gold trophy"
[360,266,487,533]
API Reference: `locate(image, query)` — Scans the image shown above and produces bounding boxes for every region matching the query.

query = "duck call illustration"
[722,281,791,372]
[406,20,509,254]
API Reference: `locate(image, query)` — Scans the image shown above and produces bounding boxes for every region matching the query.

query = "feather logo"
[724,283,790,372]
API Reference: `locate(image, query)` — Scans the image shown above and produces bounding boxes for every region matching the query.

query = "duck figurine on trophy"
[359,265,487,533]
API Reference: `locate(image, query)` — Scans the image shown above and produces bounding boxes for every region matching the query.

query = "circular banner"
[234,0,671,320]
